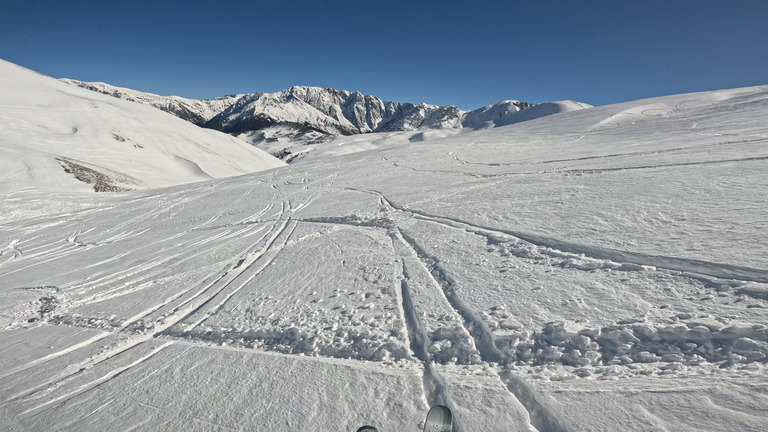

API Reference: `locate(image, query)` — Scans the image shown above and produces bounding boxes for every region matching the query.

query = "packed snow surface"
[1,67,768,431]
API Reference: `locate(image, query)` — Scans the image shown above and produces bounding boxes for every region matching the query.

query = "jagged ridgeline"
[61,80,559,138]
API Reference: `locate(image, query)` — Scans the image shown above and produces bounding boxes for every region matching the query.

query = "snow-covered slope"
[2,79,767,431]
[463,99,592,128]
[60,79,243,125]
[63,80,592,159]
[0,60,284,200]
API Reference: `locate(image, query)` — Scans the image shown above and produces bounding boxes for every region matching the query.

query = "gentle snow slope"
[1,82,767,432]
[0,59,284,197]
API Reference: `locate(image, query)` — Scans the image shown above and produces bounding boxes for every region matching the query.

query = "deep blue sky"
[1,0,766,109]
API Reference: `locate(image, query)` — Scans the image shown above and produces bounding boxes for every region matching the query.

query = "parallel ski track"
[339,186,570,432]
[17,342,175,419]
[396,229,548,432]
[14,167,762,428]
[388,137,768,179]
[177,217,295,332]
[390,233,462,432]
[0,189,299,410]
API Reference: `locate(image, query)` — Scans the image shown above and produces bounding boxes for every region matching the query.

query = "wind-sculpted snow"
[1,80,768,431]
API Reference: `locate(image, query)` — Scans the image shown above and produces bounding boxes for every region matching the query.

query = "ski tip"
[431,404,451,413]
[356,426,378,432]
[424,405,453,432]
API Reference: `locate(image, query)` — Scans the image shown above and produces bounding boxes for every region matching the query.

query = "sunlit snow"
[0,60,283,220]
[1,61,767,431]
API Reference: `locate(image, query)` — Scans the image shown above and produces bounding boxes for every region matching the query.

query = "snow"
[0,59,283,212]
[236,102,591,164]
[63,79,593,164]
[1,60,768,431]
[247,129,467,164]
[59,79,244,125]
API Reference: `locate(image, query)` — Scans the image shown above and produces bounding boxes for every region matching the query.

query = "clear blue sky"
[1,0,766,109]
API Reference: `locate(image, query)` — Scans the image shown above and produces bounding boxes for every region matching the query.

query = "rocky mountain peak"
[61,79,591,160]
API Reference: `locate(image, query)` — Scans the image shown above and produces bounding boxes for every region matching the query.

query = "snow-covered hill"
[60,79,243,126]
[0,60,284,204]
[62,79,591,158]
[2,68,767,431]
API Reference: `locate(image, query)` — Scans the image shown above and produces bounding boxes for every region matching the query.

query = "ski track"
[176,217,294,332]
[150,200,292,335]
[467,153,768,179]
[54,226,245,305]
[0,194,300,412]
[390,137,768,179]
[454,139,741,167]
[396,229,546,432]
[407,210,768,284]
[2,336,145,404]
[152,180,766,431]
[391,234,464,432]
[0,331,112,381]
[3,120,767,430]
[17,341,174,419]
[326,184,768,430]
[348,186,768,285]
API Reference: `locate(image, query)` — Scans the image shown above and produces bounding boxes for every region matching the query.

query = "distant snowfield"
[1,61,768,431]
[0,59,284,219]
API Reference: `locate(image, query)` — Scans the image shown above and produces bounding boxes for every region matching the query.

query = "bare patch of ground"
[56,156,143,192]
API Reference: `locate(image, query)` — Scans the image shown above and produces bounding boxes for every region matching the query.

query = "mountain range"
[62,79,591,158]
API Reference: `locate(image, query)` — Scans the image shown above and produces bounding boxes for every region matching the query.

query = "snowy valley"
[1,59,767,431]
